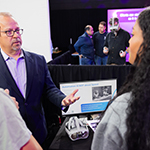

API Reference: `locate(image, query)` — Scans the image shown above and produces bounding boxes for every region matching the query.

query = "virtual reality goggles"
[110,24,119,32]
[109,17,119,32]
[65,116,89,141]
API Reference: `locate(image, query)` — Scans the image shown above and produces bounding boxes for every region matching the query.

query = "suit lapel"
[23,51,34,99]
[0,51,24,99]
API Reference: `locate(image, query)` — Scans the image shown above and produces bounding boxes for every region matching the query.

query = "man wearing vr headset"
[103,17,130,65]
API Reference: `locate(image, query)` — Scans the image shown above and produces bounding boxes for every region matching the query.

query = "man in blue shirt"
[74,25,95,65]
[93,21,108,65]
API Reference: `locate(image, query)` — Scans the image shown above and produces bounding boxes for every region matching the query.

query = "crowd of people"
[1,6,150,150]
[74,17,131,65]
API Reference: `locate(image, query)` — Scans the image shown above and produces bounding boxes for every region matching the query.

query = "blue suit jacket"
[0,49,66,144]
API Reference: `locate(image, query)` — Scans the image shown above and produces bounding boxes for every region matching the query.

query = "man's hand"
[4,89,19,109]
[103,47,109,55]
[119,51,126,57]
[61,89,80,107]
[119,50,128,58]
[79,54,83,59]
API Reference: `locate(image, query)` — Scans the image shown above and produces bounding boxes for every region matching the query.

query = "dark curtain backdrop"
[50,8,107,52]
[50,0,149,10]
[49,0,150,52]
[48,65,131,91]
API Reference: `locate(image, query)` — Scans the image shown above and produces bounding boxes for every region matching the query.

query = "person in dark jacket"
[93,21,108,65]
[103,17,130,65]
[74,25,95,65]
[0,12,80,149]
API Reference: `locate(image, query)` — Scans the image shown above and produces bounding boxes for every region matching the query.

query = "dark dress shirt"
[93,31,108,57]
[104,28,130,65]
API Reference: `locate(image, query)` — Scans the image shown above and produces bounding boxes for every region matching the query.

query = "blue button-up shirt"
[74,32,95,60]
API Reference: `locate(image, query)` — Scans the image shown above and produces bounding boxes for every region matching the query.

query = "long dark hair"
[101,7,150,150]
[115,8,150,150]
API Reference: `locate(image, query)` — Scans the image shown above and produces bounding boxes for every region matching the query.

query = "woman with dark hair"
[91,7,150,150]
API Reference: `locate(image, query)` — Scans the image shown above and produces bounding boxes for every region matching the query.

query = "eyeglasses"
[0,28,23,37]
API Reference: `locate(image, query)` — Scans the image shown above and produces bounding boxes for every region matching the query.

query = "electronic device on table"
[60,79,117,117]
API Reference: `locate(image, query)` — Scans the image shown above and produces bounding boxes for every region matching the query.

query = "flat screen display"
[60,79,117,116]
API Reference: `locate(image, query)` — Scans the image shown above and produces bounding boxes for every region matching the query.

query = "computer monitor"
[60,79,117,116]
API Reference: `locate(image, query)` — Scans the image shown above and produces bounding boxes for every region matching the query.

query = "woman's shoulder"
[111,92,131,110]
[101,92,131,124]
[92,93,130,150]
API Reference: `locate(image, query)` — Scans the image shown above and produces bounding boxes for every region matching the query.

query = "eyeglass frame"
[0,27,23,37]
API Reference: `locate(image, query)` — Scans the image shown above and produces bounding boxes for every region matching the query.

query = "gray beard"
[12,46,21,51]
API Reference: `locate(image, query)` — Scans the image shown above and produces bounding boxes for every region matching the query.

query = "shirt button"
[25,103,28,106]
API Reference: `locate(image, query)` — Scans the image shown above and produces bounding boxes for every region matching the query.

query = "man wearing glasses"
[0,12,80,149]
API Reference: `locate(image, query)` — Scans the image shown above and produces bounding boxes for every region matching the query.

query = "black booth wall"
[43,64,131,145]
[48,65,131,90]
[44,65,131,125]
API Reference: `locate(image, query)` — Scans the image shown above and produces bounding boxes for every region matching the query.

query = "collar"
[85,32,92,38]
[1,49,24,61]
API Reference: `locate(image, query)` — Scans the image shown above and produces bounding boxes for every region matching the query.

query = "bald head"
[0,13,19,32]
[84,25,94,36]
[0,12,12,17]
[0,12,22,55]
[0,12,13,23]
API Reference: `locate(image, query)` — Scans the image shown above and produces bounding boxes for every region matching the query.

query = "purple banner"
[107,8,145,62]
[117,11,140,22]
[107,8,145,33]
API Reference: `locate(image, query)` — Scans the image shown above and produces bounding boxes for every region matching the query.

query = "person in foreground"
[0,88,42,150]
[0,12,80,149]
[91,7,150,150]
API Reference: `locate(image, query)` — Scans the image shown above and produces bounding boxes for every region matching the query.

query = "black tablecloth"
[48,65,131,91]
